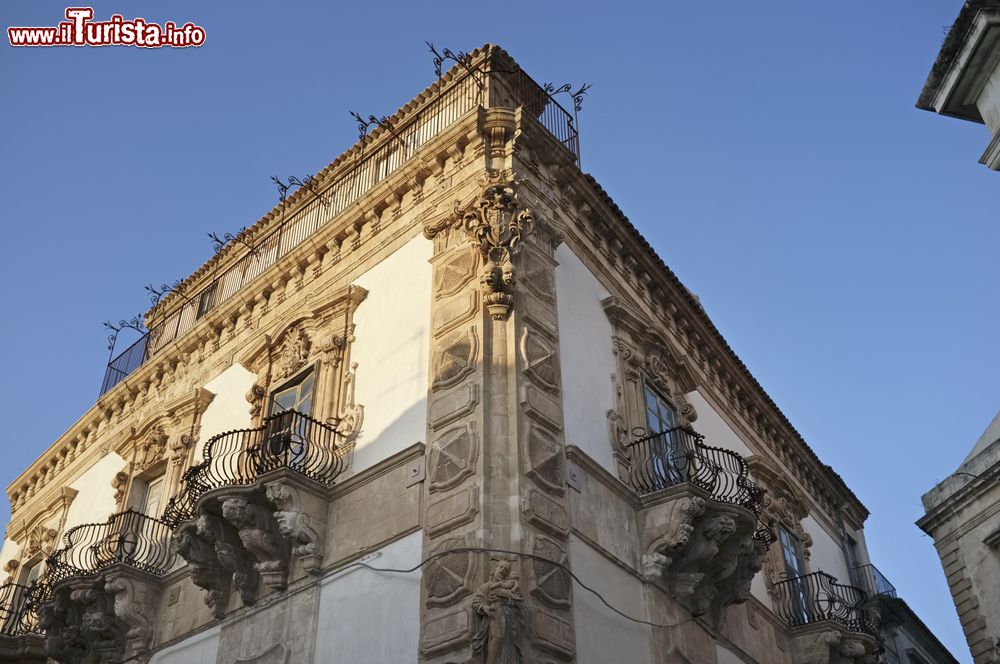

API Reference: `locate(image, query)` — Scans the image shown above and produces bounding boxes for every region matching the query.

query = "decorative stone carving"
[472,559,526,664]
[135,425,168,472]
[429,423,479,492]
[336,362,364,445]
[265,480,325,574]
[278,327,311,379]
[197,513,259,608]
[432,328,479,390]
[220,495,290,591]
[749,459,814,595]
[39,579,123,664]
[789,628,876,664]
[424,538,476,608]
[524,424,564,496]
[435,251,478,299]
[171,518,231,619]
[640,491,760,627]
[104,570,158,660]
[3,558,18,583]
[520,328,559,393]
[246,383,267,419]
[168,433,195,464]
[112,471,129,509]
[529,537,571,608]
[25,523,58,558]
[424,171,537,320]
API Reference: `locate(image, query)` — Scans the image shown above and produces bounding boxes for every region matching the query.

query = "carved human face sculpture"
[273,510,296,538]
[221,497,250,528]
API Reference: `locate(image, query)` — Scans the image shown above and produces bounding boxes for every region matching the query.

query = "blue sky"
[2,2,996,660]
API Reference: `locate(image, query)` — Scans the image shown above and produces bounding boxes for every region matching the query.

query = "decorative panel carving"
[432,327,479,391]
[428,423,479,493]
[425,538,476,608]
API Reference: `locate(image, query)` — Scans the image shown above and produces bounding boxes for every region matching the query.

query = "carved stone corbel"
[639,489,759,628]
[220,495,290,592]
[789,626,877,664]
[104,570,159,660]
[171,517,232,618]
[265,479,327,574]
[39,580,123,664]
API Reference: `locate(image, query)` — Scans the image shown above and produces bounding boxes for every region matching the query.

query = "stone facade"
[917,0,1000,169]
[918,413,1000,664]
[0,44,956,664]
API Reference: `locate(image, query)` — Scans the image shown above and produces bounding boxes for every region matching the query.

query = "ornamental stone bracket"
[788,623,878,664]
[38,566,161,664]
[263,470,329,575]
[638,485,761,629]
[172,473,331,619]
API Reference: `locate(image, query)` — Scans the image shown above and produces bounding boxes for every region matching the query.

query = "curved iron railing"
[626,427,765,512]
[162,409,345,527]
[0,582,34,636]
[43,509,176,584]
[772,571,880,637]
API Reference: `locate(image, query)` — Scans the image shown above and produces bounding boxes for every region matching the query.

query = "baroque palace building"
[0,46,956,664]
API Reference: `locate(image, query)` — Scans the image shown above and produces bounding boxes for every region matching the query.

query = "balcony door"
[643,384,682,488]
[779,526,811,624]
[266,369,316,471]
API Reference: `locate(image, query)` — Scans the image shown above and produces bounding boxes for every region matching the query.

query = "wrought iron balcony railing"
[99,58,580,398]
[162,409,345,527]
[0,581,34,636]
[42,509,176,585]
[626,427,766,513]
[772,571,880,637]
[853,563,897,599]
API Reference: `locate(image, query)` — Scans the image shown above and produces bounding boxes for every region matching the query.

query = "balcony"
[163,409,343,618]
[630,426,773,627]
[0,581,44,662]
[28,509,176,663]
[773,571,880,662]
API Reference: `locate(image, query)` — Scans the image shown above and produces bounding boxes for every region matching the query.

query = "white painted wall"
[802,515,851,585]
[684,390,753,458]
[350,235,432,474]
[716,643,746,664]
[315,531,421,662]
[148,625,220,664]
[62,451,128,534]
[569,535,652,664]
[555,245,617,476]
[195,364,257,461]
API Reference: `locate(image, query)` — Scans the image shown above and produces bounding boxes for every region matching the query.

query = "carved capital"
[265,479,326,574]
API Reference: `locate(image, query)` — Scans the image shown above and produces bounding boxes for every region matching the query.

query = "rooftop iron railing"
[853,563,898,599]
[772,571,880,637]
[161,409,345,527]
[99,64,579,397]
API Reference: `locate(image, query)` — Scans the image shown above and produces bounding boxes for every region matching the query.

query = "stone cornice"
[513,148,868,526]
[146,44,512,324]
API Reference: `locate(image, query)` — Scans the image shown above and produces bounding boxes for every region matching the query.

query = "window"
[780,526,810,623]
[843,534,861,586]
[642,384,685,487]
[196,282,217,320]
[270,368,315,416]
[19,559,41,587]
[139,475,165,519]
[643,384,678,435]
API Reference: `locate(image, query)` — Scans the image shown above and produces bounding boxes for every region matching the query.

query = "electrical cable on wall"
[338,545,697,631]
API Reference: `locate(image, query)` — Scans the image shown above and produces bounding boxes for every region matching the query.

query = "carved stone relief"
[520,328,559,394]
[265,479,326,574]
[429,423,479,493]
[432,327,479,391]
[529,537,571,609]
[425,538,476,608]
[471,559,526,664]
[220,495,290,592]
[524,424,564,496]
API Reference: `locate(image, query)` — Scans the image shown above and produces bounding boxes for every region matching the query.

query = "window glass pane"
[143,476,165,518]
